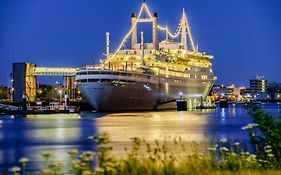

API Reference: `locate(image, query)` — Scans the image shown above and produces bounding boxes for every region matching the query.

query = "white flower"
[246,154,257,162]
[264,145,272,150]
[265,149,272,153]
[219,138,227,143]
[220,147,229,152]
[241,123,258,130]
[258,159,269,163]
[230,152,237,156]
[19,157,29,164]
[234,142,240,146]
[87,136,94,140]
[249,154,256,159]
[267,154,274,157]
[207,146,216,151]
[11,166,21,172]
[241,152,250,155]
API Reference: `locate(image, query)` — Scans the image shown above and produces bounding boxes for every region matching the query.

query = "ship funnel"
[153,12,159,50]
[140,31,144,60]
[131,13,137,49]
[106,32,110,59]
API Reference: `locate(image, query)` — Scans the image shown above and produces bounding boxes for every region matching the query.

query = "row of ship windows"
[77,79,136,83]
[158,70,210,80]
[77,68,212,76]
[77,75,210,84]
[77,71,150,79]
[191,67,212,73]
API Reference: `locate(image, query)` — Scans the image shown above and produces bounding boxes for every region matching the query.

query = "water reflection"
[97,111,209,142]
[0,104,280,172]
[221,108,226,118]
[0,114,98,172]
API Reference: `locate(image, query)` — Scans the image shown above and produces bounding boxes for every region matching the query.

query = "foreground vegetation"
[11,106,281,175]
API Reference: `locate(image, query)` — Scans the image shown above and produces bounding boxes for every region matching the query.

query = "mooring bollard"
[219,99,228,108]
[176,99,187,111]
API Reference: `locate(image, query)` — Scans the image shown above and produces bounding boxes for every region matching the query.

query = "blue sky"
[0,0,281,86]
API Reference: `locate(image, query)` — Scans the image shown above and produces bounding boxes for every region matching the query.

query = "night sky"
[0,0,281,86]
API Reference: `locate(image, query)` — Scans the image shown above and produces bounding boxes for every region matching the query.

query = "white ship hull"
[76,71,215,111]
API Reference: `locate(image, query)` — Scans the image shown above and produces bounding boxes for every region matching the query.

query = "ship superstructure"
[75,2,217,111]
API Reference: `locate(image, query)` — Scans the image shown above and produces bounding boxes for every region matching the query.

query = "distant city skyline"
[0,0,281,86]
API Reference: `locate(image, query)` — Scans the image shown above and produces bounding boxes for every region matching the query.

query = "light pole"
[56,81,63,103]
[59,90,62,103]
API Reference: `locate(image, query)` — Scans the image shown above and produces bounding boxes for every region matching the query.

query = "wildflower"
[72,160,81,169]
[72,159,81,165]
[42,151,54,159]
[95,168,105,173]
[241,123,258,130]
[41,168,54,175]
[207,146,216,151]
[264,145,272,150]
[80,151,95,161]
[265,149,272,153]
[246,154,256,162]
[19,157,29,164]
[220,147,229,152]
[219,138,227,143]
[230,152,237,156]
[258,159,269,163]
[199,153,204,158]
[69,149,79,156]
[51,161,64,168]
[11,166,21,173]
[87,136,94,140]
[234,142,240,146]
[249,154,256,159]
[241,152,250,155]
[267,154,274,157]
[82,170,92,175]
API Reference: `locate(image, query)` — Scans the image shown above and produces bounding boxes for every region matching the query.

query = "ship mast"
[179,8,196,51]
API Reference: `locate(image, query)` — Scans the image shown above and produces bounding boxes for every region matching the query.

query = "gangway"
[34,67,78,76]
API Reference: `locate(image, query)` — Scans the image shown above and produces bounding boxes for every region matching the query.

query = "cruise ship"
[75,2,217,111]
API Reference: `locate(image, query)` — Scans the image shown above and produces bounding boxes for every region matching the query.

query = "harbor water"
[0,104,280,172]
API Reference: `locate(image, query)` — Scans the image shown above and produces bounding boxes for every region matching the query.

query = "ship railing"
[78,65,144,73]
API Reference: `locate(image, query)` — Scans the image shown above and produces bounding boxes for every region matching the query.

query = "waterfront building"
[241,75,274,102]
[268,82,281,101]
[0,86,8,100]
[249,75,268,93]
[12,63,37,102]
[11,62,77,102]
[210,85,236,101]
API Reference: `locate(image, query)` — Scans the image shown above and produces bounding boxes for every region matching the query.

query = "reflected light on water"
[26,114,81,119]
[26,119,82,141]
[1,105,280,171]
[221,108,226,119]
[97,111,209,143]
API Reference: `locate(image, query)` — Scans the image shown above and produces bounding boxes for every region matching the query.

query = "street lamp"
[58,90,62,103]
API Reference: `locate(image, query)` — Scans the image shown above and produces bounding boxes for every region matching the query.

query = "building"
[12,63,37,102]
[268,82,281,101]
[211,85,236,101]
[241,75,271,101]
[12,62,77,102]
[249,75,268,93]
